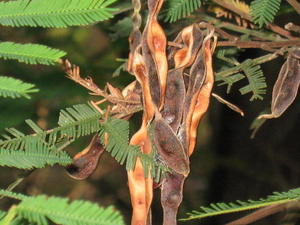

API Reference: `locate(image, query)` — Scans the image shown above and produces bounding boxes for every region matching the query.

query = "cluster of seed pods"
[127,0,217,224]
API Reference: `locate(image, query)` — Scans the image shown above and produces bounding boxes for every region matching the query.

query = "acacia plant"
[0,0,300,225]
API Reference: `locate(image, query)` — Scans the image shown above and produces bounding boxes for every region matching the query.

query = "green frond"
[0,190,125,225]
[0,42,66,65]
[0,147,72,169]
[181,187,300,221]
[0,103,101,151]
[239,60,267,101]
[100,118,166,179]
[0,211,6,220]
[0,76,38,99]
[164,0,202,22]
[0,189,27,201]
[250,0,281,27]
[216,73,245,93]
[0,207,17,225]
[0,0,117,28]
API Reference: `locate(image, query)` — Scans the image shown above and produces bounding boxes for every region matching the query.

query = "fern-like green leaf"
[216,73,245,93]
[164,0,202,22]
[239,60,267,101]
[250,0,281,27]
[181,187,300,221]
[0,210,6,220]
[0,76,38,99]
[0,103,101,151]
[0,147,72,169]
[0,42,66,65]
[100,118,166,179]
[0,190,125,225]
[0,0,117,28]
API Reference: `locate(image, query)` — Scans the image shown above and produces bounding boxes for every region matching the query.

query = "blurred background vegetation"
[0,1,300,224]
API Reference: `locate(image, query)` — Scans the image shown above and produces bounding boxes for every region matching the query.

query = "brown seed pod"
[66,135,104,180]
[161,172,185,225]
[142,29,161,108]
[153,113,189,176]
[127,125,153,225]
[259,48,300,120]
[161,68,186,132]
[174,24,204,69]
[145,0,168,108]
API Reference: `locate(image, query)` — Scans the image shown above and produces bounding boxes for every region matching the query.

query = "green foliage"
[110,18,133,41]
[0,76,38,99]
[240,60,267,101]
[0,42,66,65]
[181,187,300,221]
[0,147,72,169]
[0,211,5,220]
[0,103,101,151]
[250,0,281,27]
[0,0,117,28]
[164,0,202,22]
[0,190,125,225]
[100,118,166,178]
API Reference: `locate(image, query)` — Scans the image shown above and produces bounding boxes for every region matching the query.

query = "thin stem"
[212,0,296,40]
[225,204,286,225]
[286,0,300,14]
[218,40,300,49]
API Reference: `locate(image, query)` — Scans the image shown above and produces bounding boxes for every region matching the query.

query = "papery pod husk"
[153,113,189,176]
[145,0,168,108]
[174,24,204,69]
[161,172,185,225]
[66,134,104,180]
[142,29,161,108]
[259,48,300,119]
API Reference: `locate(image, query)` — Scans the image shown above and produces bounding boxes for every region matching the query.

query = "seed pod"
[128,125,153,225]
[145,0,168,108]
[153,114,189,176]
[188,40,215,156]
[259,49,300,119]
[161,68,185,132]
[174,24,204,69]
[161,172,185,225]
[142,29,161,107]
[66,135,104,180]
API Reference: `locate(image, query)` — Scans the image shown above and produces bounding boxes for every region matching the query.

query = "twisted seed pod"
[66,135,104,180]
[145,0,168,108]
[259,48,300,120]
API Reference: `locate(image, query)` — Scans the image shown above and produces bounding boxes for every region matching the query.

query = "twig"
[285,23,300,34]
[198,15,280,41]
[225,204,287,225]
[218,40,300,49]
[286,0,300,14]
[212,0,297,40]
[212,93,244,116]
[216,51,282,77]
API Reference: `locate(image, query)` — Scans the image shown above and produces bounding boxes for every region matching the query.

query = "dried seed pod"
[145,0,168,108]
[66,135,104,180]
[161,68,185,132]
[161,172,185,225]
[153,113,189,176]
[174,24,204,69]
[128,125,153,225]
[259,49,300,119]
[142,29,161,107]
[133,49,155,121]
[188,39,215,156]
